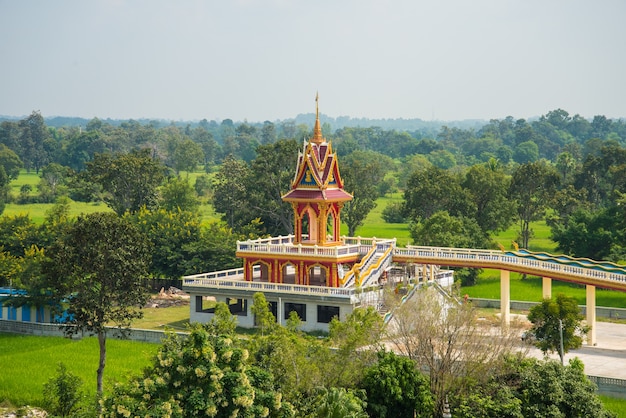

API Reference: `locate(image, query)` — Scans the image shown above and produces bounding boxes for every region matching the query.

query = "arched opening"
[302,206,318,244]
[282,262,297,284]
[308,264,327,286]
[251,261,270,282]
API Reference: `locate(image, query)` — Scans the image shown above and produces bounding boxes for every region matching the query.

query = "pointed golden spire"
[312,92,323,144]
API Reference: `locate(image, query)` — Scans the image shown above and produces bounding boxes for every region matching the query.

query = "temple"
[182,96,453,332]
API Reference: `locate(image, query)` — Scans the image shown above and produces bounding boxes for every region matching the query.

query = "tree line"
[1,109,626,288]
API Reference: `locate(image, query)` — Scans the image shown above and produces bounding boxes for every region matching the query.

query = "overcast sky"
[1,0,625,123]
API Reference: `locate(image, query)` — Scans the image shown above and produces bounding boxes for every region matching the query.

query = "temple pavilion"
[182,97,452,332]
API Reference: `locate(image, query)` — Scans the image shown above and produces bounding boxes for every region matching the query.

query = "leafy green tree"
[87,149,166,215]
[0,166,9,215]
[160,175,200,212]
[452,381,522,418]
[43,362,84,418]
[381,201,406,223]
[206,302,238,337]
[212,155,254,231]
[0,214,39,256]
[180,221,242,275]
[246,139,299,235]
[504,357,614,418]
[508,161,560,249]
[403,166,475,222]
[462,162,514,234]
[194,173,212,198]
[102,325,294,417]
[327,307,384,388]
[409,210,490,249]
[527,293,589,364]
[341,150,389,236]
[37,163,73,203]
[513,140,539,163]
[18,111,50,173]
[130,207,202,278]
[427,149,457,169]
[550,207,617,260]
[44,212,151,395]
[361,350,434,418]
[0,143,23,180]
[172,138,204,174]
[310,387,368,418]
[61,130,110,171]
[409,211,489,285]
[251,292,277,335]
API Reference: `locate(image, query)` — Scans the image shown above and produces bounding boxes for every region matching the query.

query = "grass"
[463,271,626,308]
[600,395,626,417]
[133,303,190,331]
[0,333,158,408]
[348,192,412,246]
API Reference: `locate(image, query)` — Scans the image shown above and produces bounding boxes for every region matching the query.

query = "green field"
[0,333,159,408]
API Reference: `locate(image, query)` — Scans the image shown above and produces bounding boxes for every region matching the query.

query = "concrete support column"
[430,265,435,281]
[542,277,552,299]
[500,270,510,327]
[586,285,596,346]
[422,264,427,284]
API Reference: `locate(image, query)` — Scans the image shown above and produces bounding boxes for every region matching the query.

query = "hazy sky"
[1,0,625,123]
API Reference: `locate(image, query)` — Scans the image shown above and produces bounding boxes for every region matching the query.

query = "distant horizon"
[2,108,623,126]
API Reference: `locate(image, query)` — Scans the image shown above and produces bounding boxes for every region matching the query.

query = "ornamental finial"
[312,92,323,144]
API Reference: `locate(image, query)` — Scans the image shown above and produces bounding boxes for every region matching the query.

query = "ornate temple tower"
[282,94,353,246]
[235,95,361,288]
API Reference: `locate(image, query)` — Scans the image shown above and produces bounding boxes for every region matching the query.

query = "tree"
[86,149,166,215]
[246,139,299,236]
[130,207,202,278]
[212,155,254,231]
[37,163,73,203]
[504,357,614,418]
[508,161,560,249]
[409,211,489,285]
[310,387,368,418]
[172,138,204,174]
[160,175,200,212]
[0,143,23,180]
[180,221,243,276]
[18,111,50,173]
[102,325,294,417]
[361,350,434,418]
[206,301,238,337]
[44,212,151,395]
[251,292,277,335]
[409,210,490,249]
[461,162,514,234]
[527,293,589,364]
[403,166,475,222]
[386,286,523,417]
[341,150,389,236]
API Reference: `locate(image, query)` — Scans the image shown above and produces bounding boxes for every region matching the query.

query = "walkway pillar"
[500,270,510,327]
[542,277,552,299]
[586,285,596,346]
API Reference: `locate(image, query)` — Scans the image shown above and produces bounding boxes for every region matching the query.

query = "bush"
[42,362,84,418]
